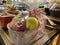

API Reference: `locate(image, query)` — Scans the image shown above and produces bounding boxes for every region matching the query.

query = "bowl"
[0,15,15,30]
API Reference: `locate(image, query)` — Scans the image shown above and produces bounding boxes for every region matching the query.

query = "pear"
[26,17,39,30]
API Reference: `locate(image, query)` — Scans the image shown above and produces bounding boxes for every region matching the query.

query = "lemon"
[26,17,39,30]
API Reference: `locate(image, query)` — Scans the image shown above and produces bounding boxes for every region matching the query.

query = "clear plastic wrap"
[7,8,55,45]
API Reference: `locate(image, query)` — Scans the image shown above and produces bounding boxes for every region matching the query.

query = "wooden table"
[0,26,57,45]
[48,34,60,45]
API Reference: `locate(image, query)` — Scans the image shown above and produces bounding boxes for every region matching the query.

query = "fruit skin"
[26,17,39,30]
[17,21,26,32]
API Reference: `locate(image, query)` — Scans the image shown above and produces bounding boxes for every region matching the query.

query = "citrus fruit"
[26,17,39,30]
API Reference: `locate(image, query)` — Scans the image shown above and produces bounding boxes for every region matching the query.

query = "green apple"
[26,17,39,30]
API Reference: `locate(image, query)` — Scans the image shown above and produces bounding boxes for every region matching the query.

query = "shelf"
[0,25,57,45]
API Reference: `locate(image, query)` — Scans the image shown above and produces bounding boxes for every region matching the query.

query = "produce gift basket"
[7,8,55,45]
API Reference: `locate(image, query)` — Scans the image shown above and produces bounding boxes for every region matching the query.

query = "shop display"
[7,7,56,45]
[7,8,45,45]
[0,0,59,45]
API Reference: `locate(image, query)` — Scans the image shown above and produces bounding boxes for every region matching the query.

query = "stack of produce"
[7,5,19,15]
